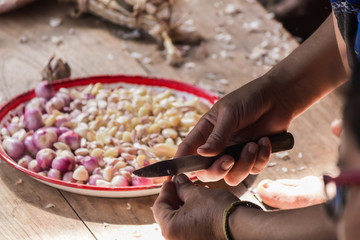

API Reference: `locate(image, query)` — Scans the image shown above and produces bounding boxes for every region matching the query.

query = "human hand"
[152,174,239,240]
[176,77,294,186]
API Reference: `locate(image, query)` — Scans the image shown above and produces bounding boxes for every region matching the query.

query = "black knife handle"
[220,132,294,162]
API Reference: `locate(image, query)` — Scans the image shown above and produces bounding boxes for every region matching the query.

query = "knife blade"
[133,132,294,177]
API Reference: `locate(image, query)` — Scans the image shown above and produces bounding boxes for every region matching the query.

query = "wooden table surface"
[0,0,342,239]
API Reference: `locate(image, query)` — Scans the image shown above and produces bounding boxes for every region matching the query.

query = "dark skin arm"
[176,14,347,186]
[229,204,336,240]
[153,174,336,240]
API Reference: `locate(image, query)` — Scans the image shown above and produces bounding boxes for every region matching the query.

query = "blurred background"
[259,0,331,41]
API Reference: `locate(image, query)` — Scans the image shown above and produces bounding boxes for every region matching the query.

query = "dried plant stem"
[71,0,202,65]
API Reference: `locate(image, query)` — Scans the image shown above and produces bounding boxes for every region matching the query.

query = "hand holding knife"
[133,132,294,177]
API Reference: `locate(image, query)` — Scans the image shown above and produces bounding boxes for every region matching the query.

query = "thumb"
[174,174,196,202]
[152,180,178,226]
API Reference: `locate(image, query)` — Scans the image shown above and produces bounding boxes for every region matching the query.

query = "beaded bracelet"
[223,201,263,240]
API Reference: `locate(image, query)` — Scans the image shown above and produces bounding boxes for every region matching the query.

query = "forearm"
[264,14,347,118]
[229,204,336,240]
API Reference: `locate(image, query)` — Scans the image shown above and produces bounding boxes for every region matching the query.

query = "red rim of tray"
[0,75,219,192]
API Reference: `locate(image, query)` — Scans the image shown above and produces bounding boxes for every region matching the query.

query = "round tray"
[0,75,218,198]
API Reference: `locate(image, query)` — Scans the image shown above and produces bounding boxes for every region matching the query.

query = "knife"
[133,132,294,178]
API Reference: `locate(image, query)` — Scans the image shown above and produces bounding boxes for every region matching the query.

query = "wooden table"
[0,0,342,239]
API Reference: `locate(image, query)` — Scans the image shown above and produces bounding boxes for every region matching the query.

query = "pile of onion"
[0,80,207,187]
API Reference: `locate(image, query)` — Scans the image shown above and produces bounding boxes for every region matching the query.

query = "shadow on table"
[0,160,158,225]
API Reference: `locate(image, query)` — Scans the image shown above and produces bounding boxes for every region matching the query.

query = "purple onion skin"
[2,137,25,160]
[124,166,135,174]
[76,155,84,164]
[58,131,80,150]
[56,92,70,106]
[35,81,55,100]
[28,160,42,173]
[143,160,150,168]
[24,135,39,157]
[18,155,32,168]
[55,116,70,128]
[32,128,57,149]
[58,127,70,135]
[92,167,102,176]
[111,175,129,187]
[45,97,65,114]
[48,168,61,180]
[80,156,98,174]
[88,174,104,185]
[25,97,46,113]
[62,171,76,182]
[36,148,56,170]
[86,93,95,100]
[45,126,69,137]
[20,155,33,161]
[63,107,72,113]
[97,157,106,168]
[51,156,74,174]
[131,175,153,186]
[47,127,61,137]
[24,108,44,131]
[6,123,22,136]
[58,150,76,162]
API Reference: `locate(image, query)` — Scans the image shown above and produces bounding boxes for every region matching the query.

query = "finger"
[174,174,197,202]
[174,116,214,158]
[198,109,237,156]
[225,142,258,186]
[195,155,234,182]
[160,180,184,209]
[152,180,180,225]
[250,137,271,174]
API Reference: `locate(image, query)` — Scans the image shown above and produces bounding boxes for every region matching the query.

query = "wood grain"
[0,161,95,240]
[0,0,344,239]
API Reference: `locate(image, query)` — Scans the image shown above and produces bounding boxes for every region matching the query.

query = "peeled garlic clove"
[73,165,89,181]
[153,143,177,158]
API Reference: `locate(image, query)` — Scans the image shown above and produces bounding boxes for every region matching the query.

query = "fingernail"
[259,137,268,147]
[248,143,258,154]
[199,143,210,150]
[171,175,176,182]
[221,157,234,171]
[176,174,188,185]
